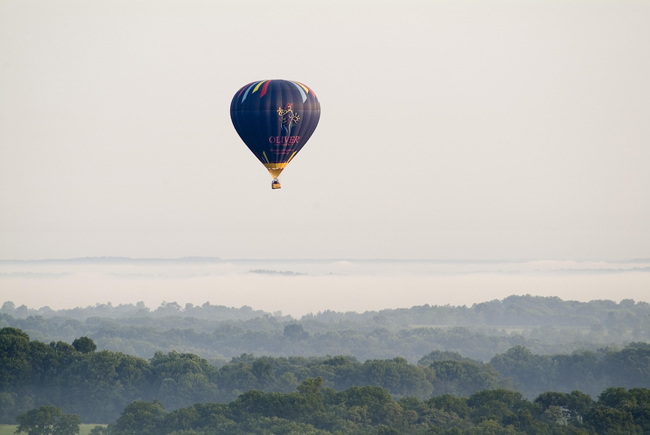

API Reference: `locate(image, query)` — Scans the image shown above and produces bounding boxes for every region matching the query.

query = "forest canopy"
[1,327,649,424]
[2,295,649,433]
[1,295,648,362]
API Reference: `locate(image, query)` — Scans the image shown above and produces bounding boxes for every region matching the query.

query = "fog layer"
[2,259,648,316]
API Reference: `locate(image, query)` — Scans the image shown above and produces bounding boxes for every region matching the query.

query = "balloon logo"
[230,80,321,189]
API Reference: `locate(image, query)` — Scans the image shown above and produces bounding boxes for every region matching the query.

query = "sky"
[1,0,649,261]
[2,259,649,316]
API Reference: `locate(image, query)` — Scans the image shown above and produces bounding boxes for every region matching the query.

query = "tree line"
[2,295,649,362]
[2,327,649,425]
[17,381,650,435]
[3,295,647,328]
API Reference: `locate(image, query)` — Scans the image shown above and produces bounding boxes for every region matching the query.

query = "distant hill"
[1,295,648,362]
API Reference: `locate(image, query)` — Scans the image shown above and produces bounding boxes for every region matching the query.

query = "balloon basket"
[271,179,281,190]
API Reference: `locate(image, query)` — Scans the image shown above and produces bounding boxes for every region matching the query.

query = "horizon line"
[1,256,650,263]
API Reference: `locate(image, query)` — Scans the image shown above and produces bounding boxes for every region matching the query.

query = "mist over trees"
[101,384,650,435]
[1,327,649,425]
[1,295,649,433]
[1,296,649,362]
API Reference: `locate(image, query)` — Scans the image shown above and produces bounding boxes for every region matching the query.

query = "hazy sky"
[2,259,649,315]
[1,0,649,260]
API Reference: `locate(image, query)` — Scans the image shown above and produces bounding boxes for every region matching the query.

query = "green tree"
[275,372,299,393]
[534,391,570,410]
[252,359,274,389]
[585,406,642,434]
[284,323,309,340]
[49,341,77,366]
[419,350,479,365]
[111,401,167,435]
[29,340,58,384]
[567,390,594,418]
[16,406,61,435]
[468,390,527,425]
[53,414,82,435]
[489,346,557,397]
[163,407,199,431]
[362,357,434,398]
[336,385,393,424]
[0,327,31,389]
[72,337,97,354]
[426,394,471,419]
[468,419,518,435]
[15,406,81,435]
[431,360,500,397]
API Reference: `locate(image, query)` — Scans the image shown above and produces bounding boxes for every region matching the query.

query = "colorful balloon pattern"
[230,80,321,186]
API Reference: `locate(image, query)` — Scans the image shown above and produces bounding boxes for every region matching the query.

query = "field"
[0,424,106,435]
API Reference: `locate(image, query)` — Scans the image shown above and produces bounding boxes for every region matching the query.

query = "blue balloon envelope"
[230,80,321,189]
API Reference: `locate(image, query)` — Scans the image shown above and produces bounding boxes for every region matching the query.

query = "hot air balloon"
[230,80,321,189]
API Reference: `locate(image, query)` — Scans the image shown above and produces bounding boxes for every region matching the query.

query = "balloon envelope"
[230,80,321,181]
